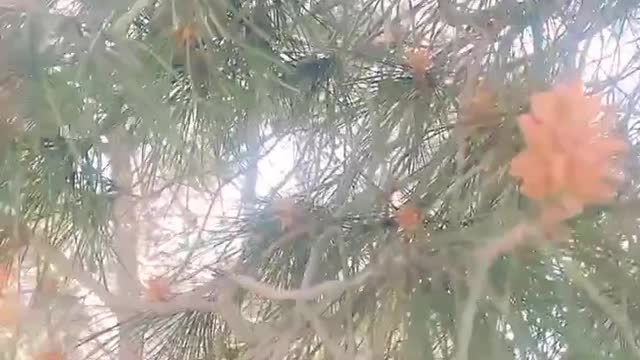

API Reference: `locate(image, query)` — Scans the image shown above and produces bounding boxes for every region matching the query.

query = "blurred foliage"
[0,0,640,359]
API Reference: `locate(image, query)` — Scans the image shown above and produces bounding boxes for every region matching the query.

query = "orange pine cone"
[395,203,423,232]
[272,198,301,232]
[460,80,503,130]
[174,23,199,48]
[510,80,628,220]
[405,47,431,79]
[33,349,65,360]
[145,277,172,302]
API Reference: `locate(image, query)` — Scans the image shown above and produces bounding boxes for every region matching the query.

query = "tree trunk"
[107,126,141,360]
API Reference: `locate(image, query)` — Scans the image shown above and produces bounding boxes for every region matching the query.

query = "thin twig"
[226,269,373,301]
[453,257,490,360]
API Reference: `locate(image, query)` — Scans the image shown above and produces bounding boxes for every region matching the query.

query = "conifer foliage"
[1,0,640,359]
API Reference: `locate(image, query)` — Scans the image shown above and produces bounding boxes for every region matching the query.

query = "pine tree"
[0,0,640,359]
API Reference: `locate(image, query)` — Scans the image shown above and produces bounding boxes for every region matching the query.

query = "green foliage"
[0,0,640,359]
